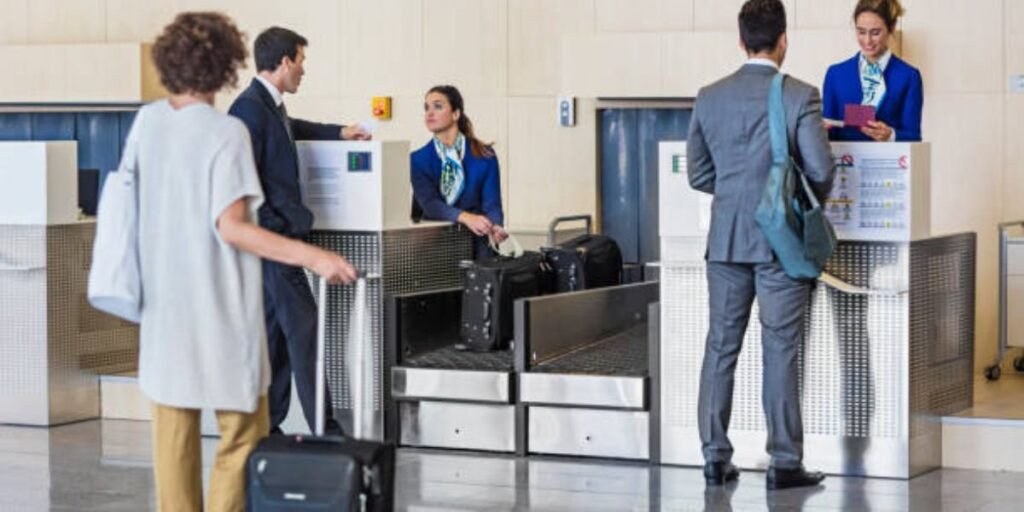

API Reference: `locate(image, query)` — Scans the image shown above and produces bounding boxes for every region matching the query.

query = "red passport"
[844,104,876,129]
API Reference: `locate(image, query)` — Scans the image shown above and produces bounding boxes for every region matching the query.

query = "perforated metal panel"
[309,225,472,438]
[0,223,139,426]
[659,235,975,477]
[909,235,975,439]
[0,225,48,423]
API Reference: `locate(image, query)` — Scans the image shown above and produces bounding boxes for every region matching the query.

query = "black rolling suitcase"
[247,277,395,511]
[542,215,623,293]
[460,237,551,352]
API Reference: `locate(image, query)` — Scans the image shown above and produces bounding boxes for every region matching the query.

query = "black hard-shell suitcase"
[460,250,551,352]
[247,277,395,511]
[542,215,623,293]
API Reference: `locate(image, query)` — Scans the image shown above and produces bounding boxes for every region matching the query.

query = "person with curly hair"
[228,26,369,438]
[138,12,357,511]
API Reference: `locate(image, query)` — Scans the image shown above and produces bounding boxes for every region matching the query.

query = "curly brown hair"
[151,12,248,95]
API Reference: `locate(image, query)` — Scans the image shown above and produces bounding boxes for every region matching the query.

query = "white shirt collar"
[745,58,780,70]
[860,50,892,72]
[255,75,284,107]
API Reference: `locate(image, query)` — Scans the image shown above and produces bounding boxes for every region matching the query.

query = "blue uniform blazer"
[228,78,343,238]
[822,53,924,142]
[410,140,504,227]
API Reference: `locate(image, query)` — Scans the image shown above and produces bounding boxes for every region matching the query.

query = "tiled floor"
[2,419,1024,511]
[955,372,1024,420]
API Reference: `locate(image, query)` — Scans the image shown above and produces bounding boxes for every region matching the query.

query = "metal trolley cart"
[985,220,1024,381]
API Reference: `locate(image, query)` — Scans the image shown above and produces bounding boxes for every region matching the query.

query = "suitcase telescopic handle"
[547,215,593,246]
[315,276,372,438]
[315,278,328,437]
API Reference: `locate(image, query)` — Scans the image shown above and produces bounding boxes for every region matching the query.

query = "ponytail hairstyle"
[854,0,905,32]
[427,85,494,158]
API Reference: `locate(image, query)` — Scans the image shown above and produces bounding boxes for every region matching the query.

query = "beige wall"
[2,0,1019,371]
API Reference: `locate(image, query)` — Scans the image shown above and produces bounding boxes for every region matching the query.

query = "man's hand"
[342,125,372,141]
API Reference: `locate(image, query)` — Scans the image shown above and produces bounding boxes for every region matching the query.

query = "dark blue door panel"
[76,113,122,172]
[0,114,32,140]
[30,113,75,140]
[600,108,692,265]
[600,109,640,263]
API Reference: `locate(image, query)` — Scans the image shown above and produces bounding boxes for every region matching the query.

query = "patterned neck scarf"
[859,51,891,108]
[433,133,466,206]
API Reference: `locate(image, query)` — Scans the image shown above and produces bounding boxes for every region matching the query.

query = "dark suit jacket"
[410,140,504,226]
[228,78,343,238]
[687,64,836,263]
[823,53,924,142]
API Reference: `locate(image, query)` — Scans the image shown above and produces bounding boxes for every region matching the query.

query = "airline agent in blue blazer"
[229,27,367,437]
[411,85,507,258]
[823,0,922,142]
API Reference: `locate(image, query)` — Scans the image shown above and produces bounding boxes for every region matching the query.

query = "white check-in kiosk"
[657,141,975,478]
[0,142,138,426]
[297,141,472,441]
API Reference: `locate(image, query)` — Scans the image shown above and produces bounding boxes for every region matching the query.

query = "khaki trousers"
[151,396,269,512]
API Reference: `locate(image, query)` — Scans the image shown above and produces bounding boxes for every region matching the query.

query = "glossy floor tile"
[956,373,1024,420]
[1,419,1023,511]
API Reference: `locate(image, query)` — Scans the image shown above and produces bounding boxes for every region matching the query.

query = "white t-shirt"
[131,100,270,413]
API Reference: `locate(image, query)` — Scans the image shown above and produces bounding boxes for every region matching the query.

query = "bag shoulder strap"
[768,73,789,166]
[769,74,824,209]
[119,107,145,177]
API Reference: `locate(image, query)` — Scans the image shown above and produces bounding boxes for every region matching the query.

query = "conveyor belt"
[401,344,514,372]
[532,323,648,376]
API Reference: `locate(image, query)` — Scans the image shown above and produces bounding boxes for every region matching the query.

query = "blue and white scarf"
[859,50,891,108]
[433,133,466,205]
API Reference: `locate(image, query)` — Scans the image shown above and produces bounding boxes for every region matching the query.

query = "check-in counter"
[0,141,138,426]
[296,141,474,441]
[656,141,974,478]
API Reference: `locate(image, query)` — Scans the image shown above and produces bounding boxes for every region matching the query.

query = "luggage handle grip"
[489,232,525,258]
[547,215,593,245]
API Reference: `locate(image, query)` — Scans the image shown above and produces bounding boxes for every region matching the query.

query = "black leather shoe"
[766,466,825,490]
[704,462,740,486]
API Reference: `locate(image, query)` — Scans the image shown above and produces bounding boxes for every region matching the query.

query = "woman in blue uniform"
[411,85,507,257]
[823,0,923,142]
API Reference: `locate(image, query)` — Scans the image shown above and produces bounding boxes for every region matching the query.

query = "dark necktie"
[278,102,294,141]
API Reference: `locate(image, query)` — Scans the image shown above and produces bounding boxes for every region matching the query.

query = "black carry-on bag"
[460,235,551,352]
[247,276,395,511]
[542,215,623,293]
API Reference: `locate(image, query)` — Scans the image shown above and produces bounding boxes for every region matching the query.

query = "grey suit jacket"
[687,63,835,263]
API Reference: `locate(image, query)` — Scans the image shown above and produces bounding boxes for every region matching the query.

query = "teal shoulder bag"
[753,73,836,280]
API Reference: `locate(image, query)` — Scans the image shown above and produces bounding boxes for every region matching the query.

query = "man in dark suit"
[686,0,835,490]
[229,26,369,436]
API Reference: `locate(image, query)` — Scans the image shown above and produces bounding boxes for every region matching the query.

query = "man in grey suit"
[687,0,835,490]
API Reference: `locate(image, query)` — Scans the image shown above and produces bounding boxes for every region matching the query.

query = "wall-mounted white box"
[0,142,78,225]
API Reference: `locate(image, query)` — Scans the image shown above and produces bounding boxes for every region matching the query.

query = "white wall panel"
[509,0,594,96]
[595,0,693,32]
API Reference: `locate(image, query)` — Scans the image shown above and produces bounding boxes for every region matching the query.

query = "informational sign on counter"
[825,142,931,242]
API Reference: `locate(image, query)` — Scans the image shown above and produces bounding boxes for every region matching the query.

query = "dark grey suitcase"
[542,215,623,293]
[460,250,551,352]
[246,278,395,511]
